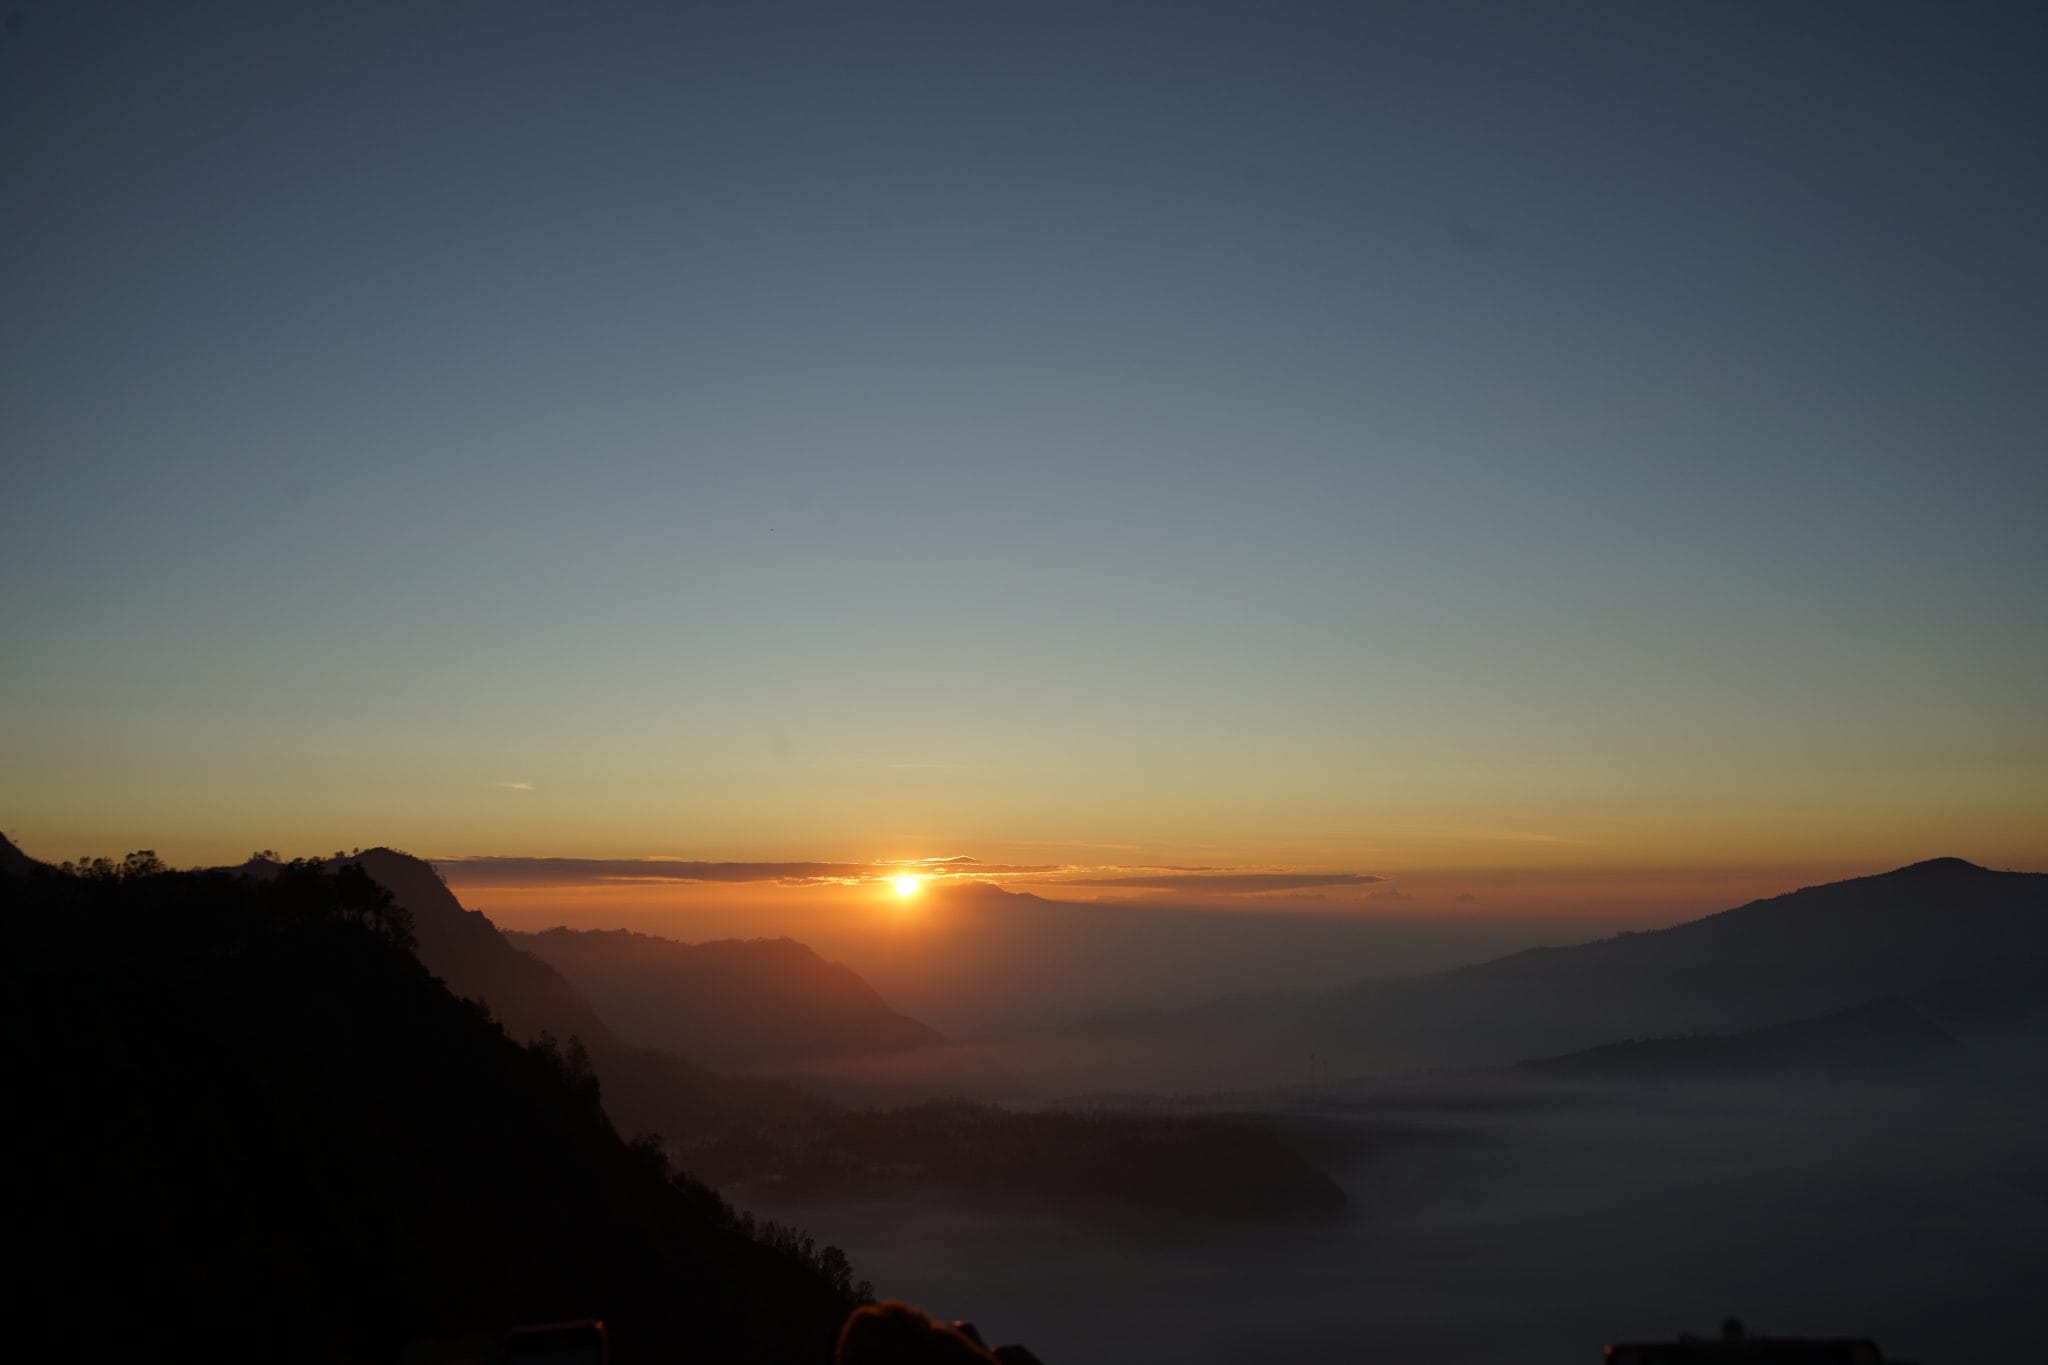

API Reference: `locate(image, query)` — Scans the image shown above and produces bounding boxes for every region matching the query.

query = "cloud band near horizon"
[431,855,1063,887]
[431,855,1386,896]
[1056,872,1387,893]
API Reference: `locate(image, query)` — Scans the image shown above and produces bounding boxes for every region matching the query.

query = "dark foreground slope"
[1015,858,2048,1093]
[2,857,861,1363]
[510,927,948,1071]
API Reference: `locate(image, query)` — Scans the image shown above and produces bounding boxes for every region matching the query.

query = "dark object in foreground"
[837,1302,1044,1365]
[1607,1318,1891,1364]
[506,1319,609,1365]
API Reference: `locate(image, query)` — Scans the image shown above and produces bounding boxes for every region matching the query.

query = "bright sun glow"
[893,874,922,898]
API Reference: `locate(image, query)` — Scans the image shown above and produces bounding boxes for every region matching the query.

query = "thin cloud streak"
[433,855,1388,898]
[433,855,1060,887]
[1058,872,1387,893]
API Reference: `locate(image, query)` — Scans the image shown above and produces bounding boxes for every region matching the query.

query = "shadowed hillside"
[2,854,864,1363]
[0,831,35,876]
[509,926,947,1072]
[1006,859,2048,1093]
[286,848,823,1135]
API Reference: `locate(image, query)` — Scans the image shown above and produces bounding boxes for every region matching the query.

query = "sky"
[3,1,2044,902]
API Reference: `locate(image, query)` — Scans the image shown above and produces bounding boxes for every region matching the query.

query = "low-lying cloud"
[1058,872,1386,894]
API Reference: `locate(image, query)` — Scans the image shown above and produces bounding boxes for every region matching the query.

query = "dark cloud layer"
[434,856,1057,886]
[1058,872,1385,893]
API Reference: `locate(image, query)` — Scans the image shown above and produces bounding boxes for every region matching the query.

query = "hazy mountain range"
[359,856,995,1103]
[977,857,2048,1094]
[14,833,2040,1104]
[506,926,948,1071]
[762,878,1618,1038]
[287,849,825,1132]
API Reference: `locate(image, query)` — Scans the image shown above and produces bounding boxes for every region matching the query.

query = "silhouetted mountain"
[249,848,820,1135]
[1517,996,1962,1080]
[4,857,863,1362]
[331,849,618,1050]
[508,927,947,1072]
[1914,952,2048,1032]
[0,831,37,876]
[1008,858,2048,1093]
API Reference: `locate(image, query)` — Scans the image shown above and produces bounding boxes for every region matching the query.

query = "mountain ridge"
[507,925,949,1072]
[994,857,2048,1093]
[280,847,823,1134]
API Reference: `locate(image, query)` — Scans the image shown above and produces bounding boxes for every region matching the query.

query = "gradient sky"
[3,2,2044,884]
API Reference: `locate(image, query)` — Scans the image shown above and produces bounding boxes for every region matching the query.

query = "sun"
[892,874,922,898]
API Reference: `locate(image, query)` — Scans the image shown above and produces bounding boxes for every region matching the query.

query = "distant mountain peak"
[1887,857,1989,877]
[1029,856,2046,1093]
[509,923,950,1070]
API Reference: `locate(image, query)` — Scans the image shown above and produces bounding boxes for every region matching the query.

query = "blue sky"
[3,2,2043,872]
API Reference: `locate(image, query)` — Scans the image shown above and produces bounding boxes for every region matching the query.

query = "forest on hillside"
[3,854,868,1363]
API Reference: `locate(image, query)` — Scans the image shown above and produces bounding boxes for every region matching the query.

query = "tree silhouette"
[59,848,167,880]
